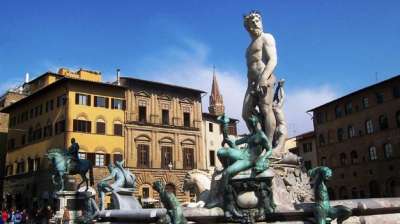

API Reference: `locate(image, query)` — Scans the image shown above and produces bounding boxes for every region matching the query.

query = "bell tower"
[208,66,225,116]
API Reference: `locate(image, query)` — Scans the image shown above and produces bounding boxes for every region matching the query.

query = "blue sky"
[1,1,399,135]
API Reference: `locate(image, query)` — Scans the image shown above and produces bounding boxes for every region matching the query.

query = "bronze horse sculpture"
[46,148,94,191]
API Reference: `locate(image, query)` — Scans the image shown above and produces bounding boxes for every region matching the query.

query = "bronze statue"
[153,181,187,224]
[97,160,136,210]
[309,167,352,224]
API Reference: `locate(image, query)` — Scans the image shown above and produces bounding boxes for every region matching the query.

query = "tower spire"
[208,65,225,116]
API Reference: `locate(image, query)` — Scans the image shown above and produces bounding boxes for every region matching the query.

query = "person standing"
[62,207,70,224]
[1,209,8,224]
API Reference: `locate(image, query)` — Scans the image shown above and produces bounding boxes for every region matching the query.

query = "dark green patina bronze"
[309,166,352,224]
[46,139,93,191]
[153,181,187,224]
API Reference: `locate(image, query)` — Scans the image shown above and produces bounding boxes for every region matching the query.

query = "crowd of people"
[0,206,53,224]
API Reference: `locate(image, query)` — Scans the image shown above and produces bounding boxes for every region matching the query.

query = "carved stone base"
[110,188,142,210]
[53,191,92,223]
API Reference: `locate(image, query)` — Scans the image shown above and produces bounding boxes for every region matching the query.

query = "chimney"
[25,73,30,83]
[116,69,121,85]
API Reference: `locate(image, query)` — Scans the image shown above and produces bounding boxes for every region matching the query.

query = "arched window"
[348,125,355,138]
[96,118,106,134]
[365,119,374,134]
[337,128,344,142]
[379,115,389,130]
[319,134,325,146]
[369,180,380,197]
[161,146,173,169]
[351,187,358,198]
[350,151,358,164]
[339,153,347,166]
[369,146,378,161]
[113,120,123,136]
[339,186,348,199]
[113,152,123,163]
[396,111,400,128]
[73,116,91,133]
[183,148,195,169]
[384,143,393,159]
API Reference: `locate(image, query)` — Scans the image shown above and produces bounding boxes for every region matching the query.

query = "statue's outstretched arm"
[235,135,249,146]
[100,170,116,182]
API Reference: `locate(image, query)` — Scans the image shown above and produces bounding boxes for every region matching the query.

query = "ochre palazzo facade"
[120,77,205,202]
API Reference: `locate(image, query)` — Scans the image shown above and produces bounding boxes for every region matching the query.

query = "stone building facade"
[286,131,318,171]
[2,68,126,209]
[0,91,26,208]
[119,76,205,203]
[309,75,400,199]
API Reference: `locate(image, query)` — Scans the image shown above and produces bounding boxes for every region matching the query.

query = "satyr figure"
[242,10,277,142]
[153,181,187,224]
[215,114,272,217]
[97,160,136,210]
[309,167,352,224]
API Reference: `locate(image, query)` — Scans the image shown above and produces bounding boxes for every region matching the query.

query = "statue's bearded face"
[244,13,263,37]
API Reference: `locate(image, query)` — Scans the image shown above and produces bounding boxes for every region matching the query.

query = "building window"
[161,146,173,169]
[303,143,312,153]
[137,144,150,168]
[43,124,53,137]
[183,148,194,169]
[384,143,393,159]
[348,125,355,138]
[8,139,15,150]
[365,119,374,134]
[111,98,125,110]
[316,112,323,124]
[95,153,105,166]
[209,150,215,167]
[33,126,42,141]
[73,119,92,133]
[75,93,90,106]
[318,134,325,146]
[209,123,213,132]
[393,86,400,98]
[369,146,378,161]
[54,120,66,135]
[113,123,123,136]
[79,152,87,160]
[304,160,312,170]
[340,153,347,166]
[335,106,343,118]
[350,151,358,164]
[21,135,26,145]
[337,128,344,142]
[183,112,190,127]
[96,120,106,134]
[162,109,169,125]
[138,101,147,122]
[397,111,400,128]
[376,92,384,104]
[345,102,353,115]
[378,115,388,130]
[142,187,150,199]
[228,124,237,135]
[320,157,327,166]
[94,96,109,108]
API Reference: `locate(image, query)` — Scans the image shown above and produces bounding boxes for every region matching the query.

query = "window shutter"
[75,93,79,104]
[73,120,77,131]
[122,100,126,110]
[111,98,115,109]
[87,153,95,165]
[87,121,92,133]
[87,95,91,106]
[105,98,109,108]
[105,154,111,166]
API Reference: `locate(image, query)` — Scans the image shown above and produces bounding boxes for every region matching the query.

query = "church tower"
[208,67,225,116]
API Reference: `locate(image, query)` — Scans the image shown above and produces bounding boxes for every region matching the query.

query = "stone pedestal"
[110,188,142,210]
[53,191,92,224]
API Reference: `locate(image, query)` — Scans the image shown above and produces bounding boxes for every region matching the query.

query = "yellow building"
[2,68,126,209]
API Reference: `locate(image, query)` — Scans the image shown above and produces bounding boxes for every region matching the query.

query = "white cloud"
[132,38,339,136]
[285,86,337,137]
